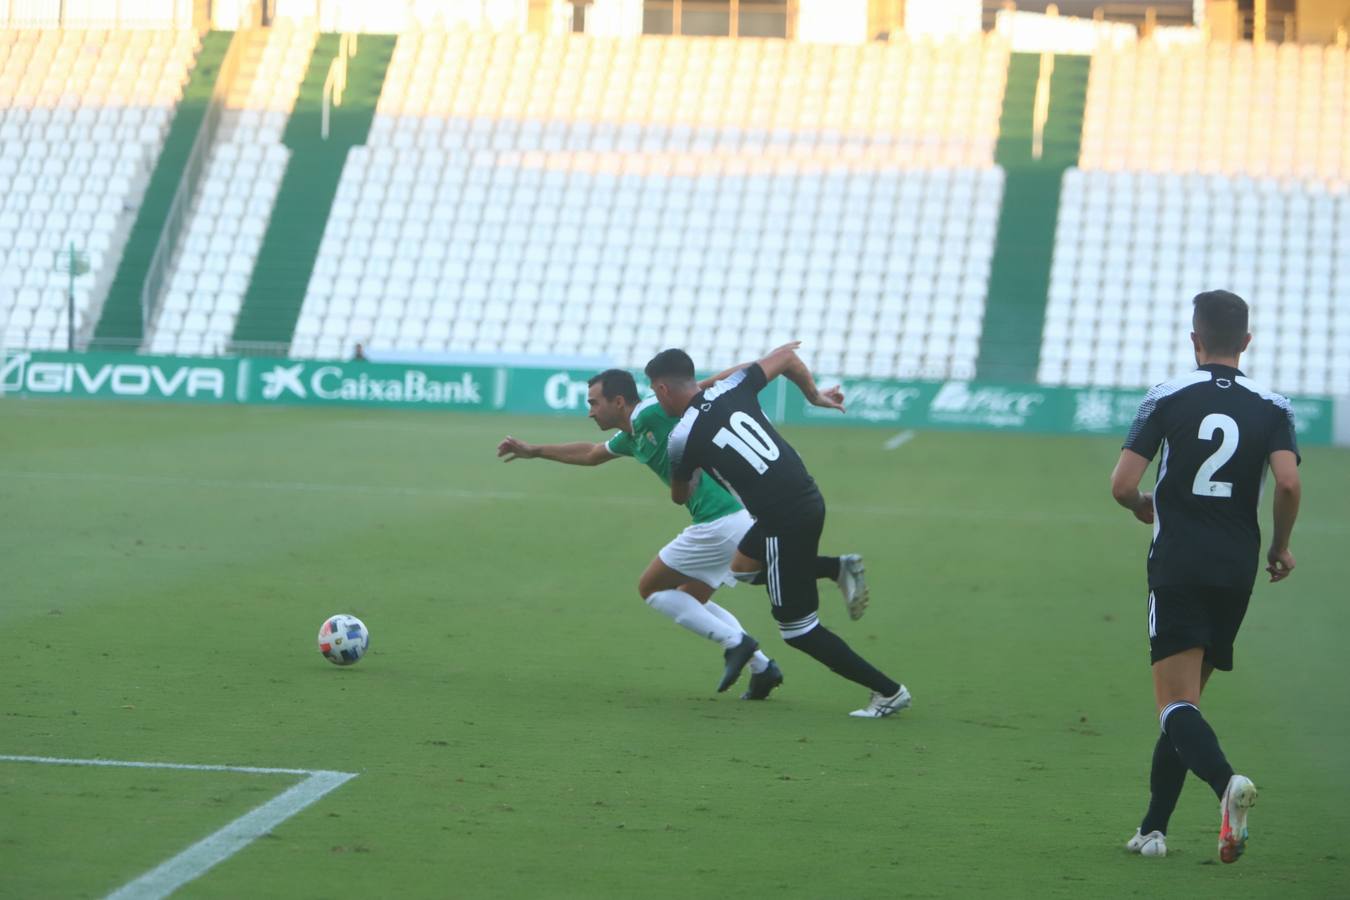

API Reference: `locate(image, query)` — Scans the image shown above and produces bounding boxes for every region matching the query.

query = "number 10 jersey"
[1123,363,1299,591]
[668,363,820,529]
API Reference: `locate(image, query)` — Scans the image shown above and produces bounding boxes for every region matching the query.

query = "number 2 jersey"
[1123,363,1299,591]
[667,363,820,529]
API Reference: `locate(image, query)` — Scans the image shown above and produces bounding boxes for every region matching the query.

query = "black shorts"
[1148,585,1251,671]
[737,500,826,634]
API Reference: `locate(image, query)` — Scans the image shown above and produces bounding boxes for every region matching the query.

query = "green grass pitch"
[2,400,1348,898]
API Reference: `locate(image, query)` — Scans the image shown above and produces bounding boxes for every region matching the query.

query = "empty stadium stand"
[0,28,200,350]
[1041,40,1350,397]
[290,31,1012,378]
[145,23,314,355]
[1041,169,1350,397]
[1080,41,1346,182]
[2,20,1343,405]
[230,31,394,351]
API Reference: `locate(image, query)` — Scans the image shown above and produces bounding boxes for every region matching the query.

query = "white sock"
[704,600,771,673]
[645,590,742,649]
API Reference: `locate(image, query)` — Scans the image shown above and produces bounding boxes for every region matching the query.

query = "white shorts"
[658,508,755,589]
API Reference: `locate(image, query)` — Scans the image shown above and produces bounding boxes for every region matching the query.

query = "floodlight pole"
[57,242,89,352]
[67,243,76,352]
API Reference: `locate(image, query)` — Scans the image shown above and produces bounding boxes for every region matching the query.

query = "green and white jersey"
[606,397,743,525]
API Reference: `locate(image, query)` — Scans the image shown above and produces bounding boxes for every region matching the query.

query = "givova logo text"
[0,353,227,399]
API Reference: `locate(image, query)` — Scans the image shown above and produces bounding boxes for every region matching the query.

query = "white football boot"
[835,554,869,621]
[848,684,911,718]
[1218,774,1257,863]
[1125,829,1167,857]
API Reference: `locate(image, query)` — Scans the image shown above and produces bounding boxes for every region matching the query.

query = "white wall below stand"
[796,0,867,44]
[905,0,983,38]
[585,0,643,37]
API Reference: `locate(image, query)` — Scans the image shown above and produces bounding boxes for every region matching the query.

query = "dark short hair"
[1192,290,1249,356]
[587,369,639,405]
[644,348,696,383]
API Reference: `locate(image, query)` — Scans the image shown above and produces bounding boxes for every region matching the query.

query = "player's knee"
[637,573,657,600]
[777,612,820,642]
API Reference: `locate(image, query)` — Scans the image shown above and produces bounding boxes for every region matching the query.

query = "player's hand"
[1131,492,1154,525]
[496,436,535,462]
[1266,546,1295,582]
[769,340,802,356]
[812,385,846,413]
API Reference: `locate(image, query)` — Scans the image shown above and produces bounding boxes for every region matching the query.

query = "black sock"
[784,625,899,695]
[1163,703,1234,799]
[815,556,841,580]
[753,557,839,585]
[1139,731,1187,835]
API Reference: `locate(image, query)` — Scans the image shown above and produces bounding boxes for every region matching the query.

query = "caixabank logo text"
[256,362,484,406]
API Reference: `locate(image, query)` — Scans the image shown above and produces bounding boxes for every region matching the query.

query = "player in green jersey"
[496,367,869,698]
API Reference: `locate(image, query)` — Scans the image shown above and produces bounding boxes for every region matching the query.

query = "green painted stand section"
[91,31,235,350]
[230,34,396,350]
[975,54,1091,383]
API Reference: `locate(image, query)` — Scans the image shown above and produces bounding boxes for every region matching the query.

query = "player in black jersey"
[645,343,910,718]
[1110,291,1302,863]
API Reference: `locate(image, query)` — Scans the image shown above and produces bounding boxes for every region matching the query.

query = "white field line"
[0,754,356,900]
[883,430,916,450]
[0,469,1347,534]
[0,754,316,775]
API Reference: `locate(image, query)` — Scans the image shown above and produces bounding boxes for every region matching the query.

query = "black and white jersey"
[1124,364,1300,591]
[668,363,819,528]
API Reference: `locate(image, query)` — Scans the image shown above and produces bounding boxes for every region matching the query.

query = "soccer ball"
[318,614,369,666]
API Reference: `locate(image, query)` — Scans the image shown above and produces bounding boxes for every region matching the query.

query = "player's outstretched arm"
[1110,449,1155,525]
[756,343,845,412]
[697,341,802,389]
[1266,449,1300,582]
[496,436,615,466]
